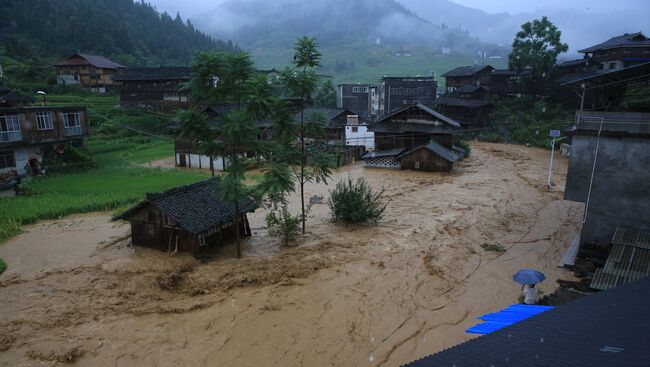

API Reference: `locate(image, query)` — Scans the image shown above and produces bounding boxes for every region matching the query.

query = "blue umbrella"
[512,269,546,285]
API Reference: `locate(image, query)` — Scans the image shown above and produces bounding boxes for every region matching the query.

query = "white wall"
[345,125,375,150]
[176,153,226,171]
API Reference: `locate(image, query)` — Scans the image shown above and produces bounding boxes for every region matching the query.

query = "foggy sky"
[147,0,647,18]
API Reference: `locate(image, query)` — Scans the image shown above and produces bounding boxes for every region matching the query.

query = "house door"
[414,161,420,170]
[178,154,187,167]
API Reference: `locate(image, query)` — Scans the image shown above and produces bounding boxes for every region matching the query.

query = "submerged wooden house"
[115,178,258,257]
[363,103,463,171]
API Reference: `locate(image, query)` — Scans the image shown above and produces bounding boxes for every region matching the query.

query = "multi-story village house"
[0,84,88,175]
[113,67,191,111]
[377,76,437,117]
[53,53,126,93]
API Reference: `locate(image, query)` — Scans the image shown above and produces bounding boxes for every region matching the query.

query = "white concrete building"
[344,115,374,150]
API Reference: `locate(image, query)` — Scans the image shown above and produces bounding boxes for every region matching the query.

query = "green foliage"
[481,243,506,252]
[41,144,96,174]
[328,177,386,224]
[490,98,571,148]
[454,139,472,158]
[477,132,506,143]
[0,219,22,244]
[0,0,238,68]
[314,79,337,108]
[266,206,302,246]
[0,258,6,275]
[509,16,568,94]
[621,81,650,112]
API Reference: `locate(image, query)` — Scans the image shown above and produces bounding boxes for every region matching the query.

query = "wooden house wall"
[55,65,118,88]
[435,105,491,128]
[125,203,252,257]
[400,147,453,172]
[375,132,453,151]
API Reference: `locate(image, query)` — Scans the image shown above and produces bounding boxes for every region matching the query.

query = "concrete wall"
[345,125,374,150]
[565,135,650,246]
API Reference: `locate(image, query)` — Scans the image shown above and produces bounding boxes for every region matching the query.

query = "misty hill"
[399,0,650,56]
[0,0,238,67]
[192,0,507,83]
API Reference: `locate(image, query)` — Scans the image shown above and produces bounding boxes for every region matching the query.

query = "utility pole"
[547,129,561,190]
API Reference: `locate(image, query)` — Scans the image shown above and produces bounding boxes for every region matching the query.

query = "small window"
[162,214,174,226]
[0,115,22,142]
[609,62,617,70]
[63,112,80,128]
[35,112,54,130]
[0,150,16,169]
[351,126,358,133]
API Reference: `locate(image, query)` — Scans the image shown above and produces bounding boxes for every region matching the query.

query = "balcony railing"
[64,126,82,136]
[0,131,22,142]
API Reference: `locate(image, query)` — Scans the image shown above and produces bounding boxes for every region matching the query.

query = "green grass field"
[251,41,508,86]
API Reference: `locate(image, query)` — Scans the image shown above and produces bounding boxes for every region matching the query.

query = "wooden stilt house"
[115,178,258,257]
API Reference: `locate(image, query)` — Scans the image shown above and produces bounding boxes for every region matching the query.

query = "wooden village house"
[172,105,365,170]
[113,67,191,111]
[53,53,126,93]
[115,178,258,257]
[363,103,463,172]
[0,83,88,175]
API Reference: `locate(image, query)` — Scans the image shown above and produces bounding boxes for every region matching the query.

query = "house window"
[0,150,16,169]
[390,87,418,95]
[351,126,358,133]
[0,115,22,142]
[609,62,617,70]
[352,86,369,93]
[35,112,54,130]
[63,112,82,136]
[162,214,174,226]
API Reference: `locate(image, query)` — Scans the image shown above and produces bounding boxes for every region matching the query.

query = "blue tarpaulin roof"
[466,304,554,334]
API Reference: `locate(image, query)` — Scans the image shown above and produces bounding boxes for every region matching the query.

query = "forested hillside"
[1,0,237,65]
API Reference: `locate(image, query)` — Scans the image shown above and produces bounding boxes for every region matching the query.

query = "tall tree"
[180,51,270,258]
[314,79,338,108]
[508,16,568,95]
[293,36,323,234]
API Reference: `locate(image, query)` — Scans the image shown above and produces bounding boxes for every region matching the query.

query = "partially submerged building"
[564,111,650,249]
[113,67,191,111]
[115,178,258,257]
[363,103,462,171]
[53,53,126,93]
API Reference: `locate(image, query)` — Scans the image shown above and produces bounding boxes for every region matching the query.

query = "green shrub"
[478,132,506,143]
[481,243,506,252]
[266,206,302,246]
[455,140,471,158]
[0,219,22,243]
[328,177,386,224]
[0,259,6,274]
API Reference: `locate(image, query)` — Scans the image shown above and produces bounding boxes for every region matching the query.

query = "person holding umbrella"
[512,269,546,305]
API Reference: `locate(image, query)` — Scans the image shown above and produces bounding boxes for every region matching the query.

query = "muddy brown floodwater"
[0,142,583,367]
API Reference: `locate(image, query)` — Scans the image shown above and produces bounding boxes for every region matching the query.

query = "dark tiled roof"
[558,58,591,67]
[580,32,650,53]
[398,140,461,163]
[113,67,191,81]
[361,148,405,159]
[54,53,126,69]
[115,178,258,235]
[403,275,650,367]
[441,65,494,78]
[433,97,492,108]
[376,103,461,128]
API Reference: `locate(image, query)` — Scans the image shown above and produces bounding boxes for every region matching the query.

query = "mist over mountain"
[193,0,492,51]
[399,0,650,56]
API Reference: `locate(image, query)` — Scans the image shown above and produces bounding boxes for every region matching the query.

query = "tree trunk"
[300,93,306,234]
[210,155,215,177]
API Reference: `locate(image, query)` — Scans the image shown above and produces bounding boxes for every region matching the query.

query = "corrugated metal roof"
[590,228,650,290]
